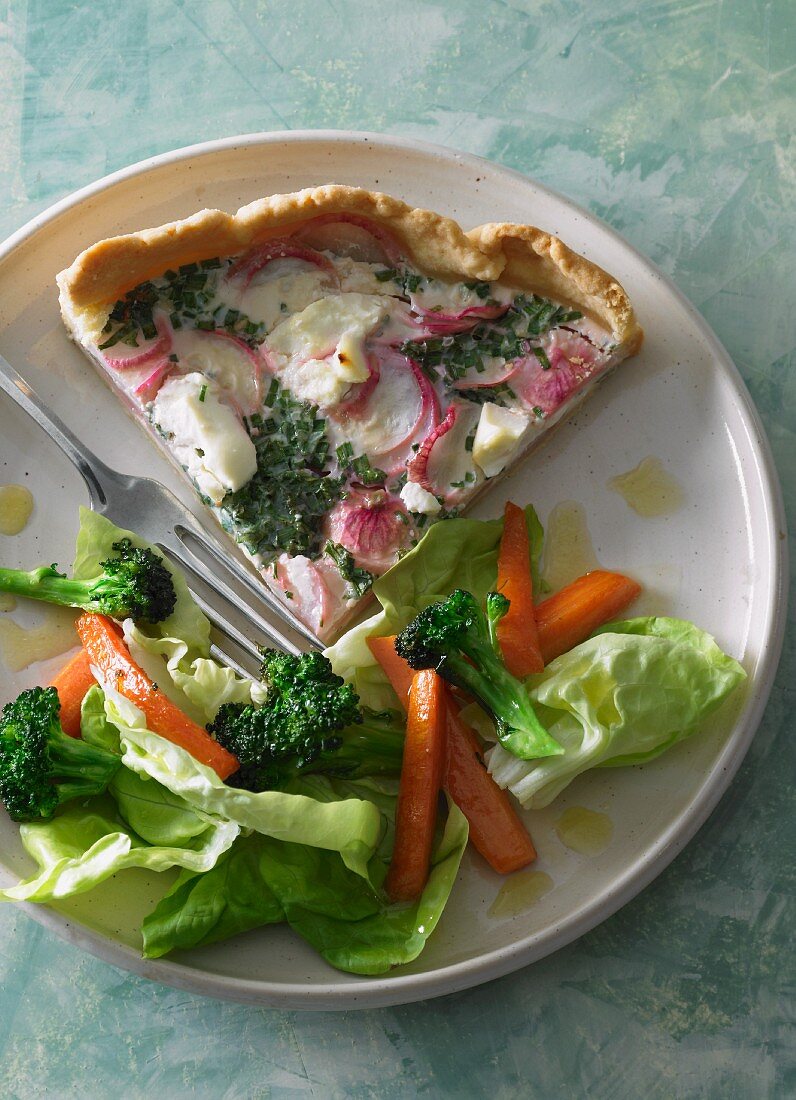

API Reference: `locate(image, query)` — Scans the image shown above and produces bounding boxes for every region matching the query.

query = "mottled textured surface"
[0,1,794,1096]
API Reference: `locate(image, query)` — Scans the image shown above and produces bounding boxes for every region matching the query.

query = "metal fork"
[0,353,321,673]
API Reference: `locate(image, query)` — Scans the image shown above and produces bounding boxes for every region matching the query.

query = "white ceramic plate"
[0,132,786,1010]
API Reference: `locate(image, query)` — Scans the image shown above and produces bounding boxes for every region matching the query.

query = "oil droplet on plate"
[541,501,601,592]
[555,807,614,856]
[488,870,554,918]
[0,484,34,535]
[0,593,17,612]
[608,457,684,518]
[0,606,79,672]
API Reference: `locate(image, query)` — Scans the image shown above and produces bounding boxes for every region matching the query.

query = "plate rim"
[0,128,788,1010]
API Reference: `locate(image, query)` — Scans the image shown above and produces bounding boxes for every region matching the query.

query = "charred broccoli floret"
[208,650,404,791]
[0,538,176,624]
[0,687,120,821]
[394,588,562,760]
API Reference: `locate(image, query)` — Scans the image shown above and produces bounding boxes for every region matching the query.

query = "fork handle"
[0,352,111,507]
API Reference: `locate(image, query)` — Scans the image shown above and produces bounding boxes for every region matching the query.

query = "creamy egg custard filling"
[58,191,642,640]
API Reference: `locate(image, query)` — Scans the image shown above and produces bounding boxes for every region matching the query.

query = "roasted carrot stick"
[75,613,238,779]
[496,501,544,676]
[369,637,535,875]
[445,700,536,873]
[49,649,97,738]
[366,634,414,703]
[535,570,642,664]
[385,669,447,903]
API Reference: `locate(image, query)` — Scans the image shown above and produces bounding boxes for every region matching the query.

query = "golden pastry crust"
[57,184,643,352]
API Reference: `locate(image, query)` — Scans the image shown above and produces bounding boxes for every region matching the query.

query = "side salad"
[0,505,744,975]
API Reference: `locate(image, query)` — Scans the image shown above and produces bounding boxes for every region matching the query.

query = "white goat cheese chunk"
[153,373,256,504]
[400,480,442,515]
[472,402,530,479]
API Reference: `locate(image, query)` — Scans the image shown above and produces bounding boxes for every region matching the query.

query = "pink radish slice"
[104,313,173,370]
[171,328,263,417]
[369,359,441,476]
[325,489,412,573]
[408,300,509,335]
[451,359,520,391]
[292,214,404,265]
[228,238,339,288]
[408,401,481,503]
[513,330,601,416]
[134,359,174,401]
[273,556,330,637]
[332,351,424,457]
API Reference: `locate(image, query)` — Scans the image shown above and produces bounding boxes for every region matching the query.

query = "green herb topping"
[219,380,343,560]
[324,541,374,599]
[403,293,582,390]
[335,442,387,487]
[99,257,266,351]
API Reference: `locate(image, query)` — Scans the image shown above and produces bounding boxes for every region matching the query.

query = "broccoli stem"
[0,565,115,611]
[48,723,121,799]
[307,717,405,779]
[438,649,562,760]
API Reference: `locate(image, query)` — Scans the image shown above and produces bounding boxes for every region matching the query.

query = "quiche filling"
[84,223,618,639]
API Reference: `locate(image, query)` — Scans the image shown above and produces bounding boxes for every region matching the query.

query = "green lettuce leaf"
[279,799,469,975]
[142,835,285,958]
[121,619,267,725]
[0,795,239,903]
[72,506,210,655]
[80,684,122,753]
[106,691,382,879]
[326,506,543,709]
[487,617,746,808]
[143,799,469,974]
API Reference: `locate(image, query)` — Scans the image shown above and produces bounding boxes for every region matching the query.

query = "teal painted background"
[1,1,793,1096]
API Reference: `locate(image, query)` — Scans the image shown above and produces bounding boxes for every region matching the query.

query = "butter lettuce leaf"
[142,799,468,974]
[106,691,382,879]
[0,795,239,903]
[142,835,285,958]
[487,617,746,808]
[278,799,468,975]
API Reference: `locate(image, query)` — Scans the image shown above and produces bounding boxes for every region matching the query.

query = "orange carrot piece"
[385,669,447,903]
[369,632,536,874]
[445,700,536,874]
[496,501,544,676]
[75,613,238,779]
[49,649,96,739]
[366,634,414,703]
[535,570,643,664]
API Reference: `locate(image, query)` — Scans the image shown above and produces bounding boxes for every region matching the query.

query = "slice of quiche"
[57,186,643,641]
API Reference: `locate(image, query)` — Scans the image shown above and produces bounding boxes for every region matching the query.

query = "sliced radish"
[331,350,423,457]
[171,328,263,417]
[325,489,412,573]
[513,330,602,416]
[273,555,331,637]
[228,238,339,288]
[370,359,441,476]
[408,300,509,335]
[408,401,482,503]
[103,312,173,370]
[292,214,404,265]
[133,359,174,402]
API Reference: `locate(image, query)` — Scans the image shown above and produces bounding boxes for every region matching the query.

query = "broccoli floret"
[207,650,404,791]
[0,687,121,821]
[0,538,176,624]
[394,588,563,760]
